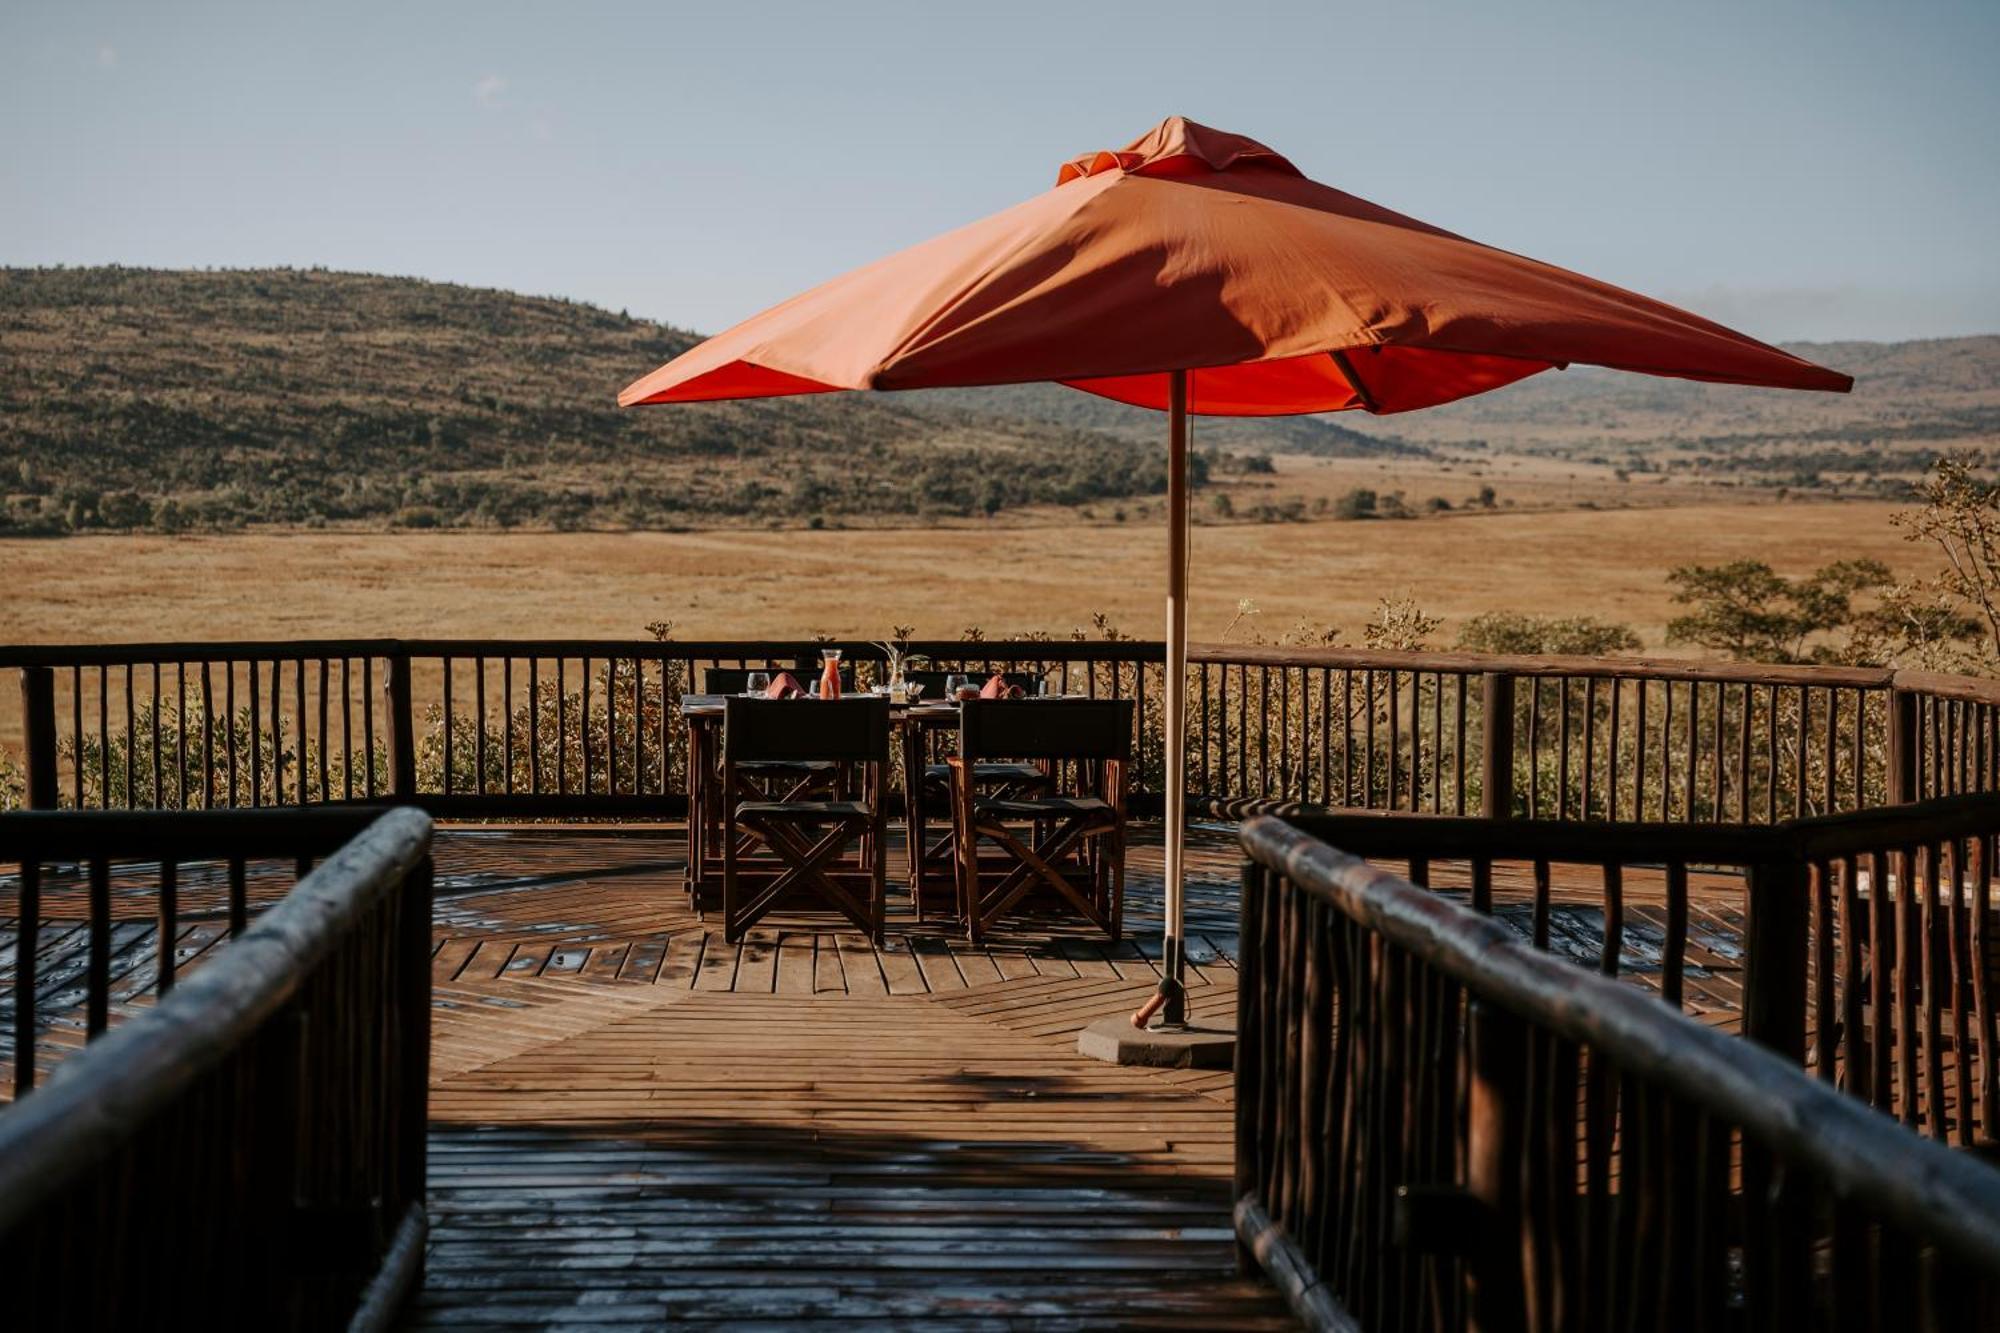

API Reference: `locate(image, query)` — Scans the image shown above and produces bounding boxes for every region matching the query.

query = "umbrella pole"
[1134,369,1191,1029]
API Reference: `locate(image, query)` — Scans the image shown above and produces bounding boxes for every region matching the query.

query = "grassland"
[0,499,1916,650]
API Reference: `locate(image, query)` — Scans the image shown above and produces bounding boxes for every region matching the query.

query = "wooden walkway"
[1,823,1758,1327]
[415,827,1270,1327]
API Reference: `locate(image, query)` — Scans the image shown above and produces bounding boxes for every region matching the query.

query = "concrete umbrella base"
[1077,1013,1237,1069]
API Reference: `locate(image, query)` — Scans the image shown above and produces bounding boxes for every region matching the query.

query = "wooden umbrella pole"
[1134,368,1191,1029]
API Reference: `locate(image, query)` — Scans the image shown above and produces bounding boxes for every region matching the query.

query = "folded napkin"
[979,673,1025,700]
[765,671,804,700]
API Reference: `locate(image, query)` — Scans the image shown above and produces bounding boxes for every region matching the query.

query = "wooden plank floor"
[405,827,1742,1328]
[0,822,1767,1326]
[0,825,1751,1095]
[416,988,1286,1328]
[411,827,1279,1326]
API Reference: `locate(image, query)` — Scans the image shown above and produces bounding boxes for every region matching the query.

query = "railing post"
[1888,687,1919,804]
[1465,999,1529,1333]
[1481,672,1516,820]
[1740,861,1812,1323]
[400,854,433,1225]
[1233,860,1264,1276]
[19,666,59,809]
[1743,858,1810,1063]
[385,651,417,800]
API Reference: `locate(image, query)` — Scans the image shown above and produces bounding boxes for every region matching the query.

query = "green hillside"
[0,267,1216,534]
[2,266,1991,534]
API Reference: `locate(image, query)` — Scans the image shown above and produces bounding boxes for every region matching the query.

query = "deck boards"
[0,825,1753,1095]
[416,989,1288,1328]
[1,821,1772,1327]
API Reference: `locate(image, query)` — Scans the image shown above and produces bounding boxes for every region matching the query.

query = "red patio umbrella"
[622,116,1850,1028]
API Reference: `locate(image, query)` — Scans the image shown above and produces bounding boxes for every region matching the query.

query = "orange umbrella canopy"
[621,116,1851,416]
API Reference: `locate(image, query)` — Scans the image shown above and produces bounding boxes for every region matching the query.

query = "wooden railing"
[3,639,1164,818]
[11,639,1997,825]
[0,808,433,1330]
[1236,815,2000,1332]
[1284,795,2000,1148]
[2,806,402,1096]
[1192,646,1911,822]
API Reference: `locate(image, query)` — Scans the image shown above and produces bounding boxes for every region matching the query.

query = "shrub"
[1332,487,1377,520]
[1457,612,1643,656]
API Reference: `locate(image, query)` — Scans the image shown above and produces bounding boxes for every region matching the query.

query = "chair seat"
[975,795,1113,820]
[925,761,1049,787]
[734,799,874,820]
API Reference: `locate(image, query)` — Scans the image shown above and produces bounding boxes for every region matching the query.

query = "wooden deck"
[415,826,1274,1328]
[1,822,1759,1328]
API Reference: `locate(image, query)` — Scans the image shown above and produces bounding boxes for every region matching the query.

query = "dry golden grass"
[0,499,1916,648]
[0,499,1924,748]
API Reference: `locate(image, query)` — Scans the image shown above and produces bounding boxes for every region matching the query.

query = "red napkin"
[979,673,1024,700]
[765,672,803,700]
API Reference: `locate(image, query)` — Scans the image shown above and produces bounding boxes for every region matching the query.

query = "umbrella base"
[1077,1013,1236,1069]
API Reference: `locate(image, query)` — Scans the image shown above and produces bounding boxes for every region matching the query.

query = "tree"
[1892,457,2000,662]
[1333,487,1377,520]
[1665,558,1891,662]
[99,490,153,529]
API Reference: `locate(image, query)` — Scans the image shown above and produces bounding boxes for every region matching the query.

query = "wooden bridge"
[5,638,2000,1330]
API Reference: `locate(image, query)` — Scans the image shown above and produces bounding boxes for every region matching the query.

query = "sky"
[4,0,1997,344]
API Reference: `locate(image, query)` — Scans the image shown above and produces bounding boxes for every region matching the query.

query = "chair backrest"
[703,666,769,695]
[907,669,1042,699]
[959,699,1132,761]
[724,697,889,765]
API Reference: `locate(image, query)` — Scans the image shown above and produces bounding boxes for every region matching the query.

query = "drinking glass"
[946,673,969,701]
[905,682,925,702]
[745,671,770,696]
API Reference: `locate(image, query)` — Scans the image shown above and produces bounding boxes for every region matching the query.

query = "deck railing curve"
[0,807,434,1331]
[1235,814,2000,1333]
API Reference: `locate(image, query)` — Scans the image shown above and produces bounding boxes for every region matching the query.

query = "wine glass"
[745,671,770,697]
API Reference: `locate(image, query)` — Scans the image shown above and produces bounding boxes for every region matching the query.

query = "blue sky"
[4,0,1996,342]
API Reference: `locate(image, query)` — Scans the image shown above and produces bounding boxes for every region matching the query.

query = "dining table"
[679,692,966,916]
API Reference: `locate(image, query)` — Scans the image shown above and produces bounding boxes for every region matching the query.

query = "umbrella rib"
[1327,348,1381,413]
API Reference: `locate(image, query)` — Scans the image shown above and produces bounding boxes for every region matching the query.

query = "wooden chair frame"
[947,699,1130,943]
[722,697,888,944]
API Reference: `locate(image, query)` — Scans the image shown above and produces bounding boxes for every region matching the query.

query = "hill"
[0,267,1229,534]
[1,266,1992,534]
[1331,333,2000,491]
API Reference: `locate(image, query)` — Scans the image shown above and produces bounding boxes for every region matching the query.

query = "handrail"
[1237,814,2000,1328]
[0,807,430,1217]
[8,636,1999,825]
[0,637,1166,666]
[0,804,408,859]
[1285,789,2000,864]
[1191,641,1900,687]
[0,807,434,1329]
[0,808,432,1216]
[1277,807,1779,864]
[6,634,1999,695]
[1280,791,2000,1145]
